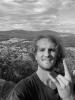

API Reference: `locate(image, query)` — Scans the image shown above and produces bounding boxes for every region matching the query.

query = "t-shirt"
[7,72,61,100]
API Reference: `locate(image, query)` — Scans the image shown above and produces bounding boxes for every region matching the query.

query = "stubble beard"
[39,59,56,72]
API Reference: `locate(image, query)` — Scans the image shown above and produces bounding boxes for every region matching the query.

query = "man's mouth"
[42,58,54,61]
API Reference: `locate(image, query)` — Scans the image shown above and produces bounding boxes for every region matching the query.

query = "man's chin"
[40,65,55,72]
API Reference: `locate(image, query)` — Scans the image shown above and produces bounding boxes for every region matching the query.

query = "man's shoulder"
[14,72,37,90]
[24,72,37,83]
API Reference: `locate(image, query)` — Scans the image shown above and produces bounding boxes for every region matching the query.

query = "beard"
[38,59,64,77]
[38,59,56,72]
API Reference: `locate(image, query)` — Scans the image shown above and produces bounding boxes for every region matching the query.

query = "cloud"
[0,0,75,33]
[3,0,14,3]
[3,0,18,5]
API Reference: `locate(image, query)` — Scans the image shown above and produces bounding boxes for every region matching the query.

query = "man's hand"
[48,59,73,100]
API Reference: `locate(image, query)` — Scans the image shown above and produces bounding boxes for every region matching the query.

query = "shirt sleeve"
[6,90,20,100]
[6,79,27,100]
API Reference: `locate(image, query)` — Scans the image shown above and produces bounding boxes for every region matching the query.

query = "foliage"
[0,38,75,83]
[0,39,37,83]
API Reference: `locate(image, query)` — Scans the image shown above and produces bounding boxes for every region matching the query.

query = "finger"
[48,73,60,88]
[56,76,65,88]
[63,59,71,81]
[57,74,69,86]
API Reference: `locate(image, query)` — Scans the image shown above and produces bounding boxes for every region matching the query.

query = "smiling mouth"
[42,58,54,61]
[41,60,54,65]
[42,56,54,61]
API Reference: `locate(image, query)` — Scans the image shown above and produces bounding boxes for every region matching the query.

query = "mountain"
[0,30,60,41]
[0,30,75,47]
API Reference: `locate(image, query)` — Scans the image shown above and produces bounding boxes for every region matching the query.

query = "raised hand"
[48,59,73,100]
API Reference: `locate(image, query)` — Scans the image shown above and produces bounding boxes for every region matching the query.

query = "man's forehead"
[37,38,55,48]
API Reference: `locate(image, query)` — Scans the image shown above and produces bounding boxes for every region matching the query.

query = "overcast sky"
[0,0,75,33]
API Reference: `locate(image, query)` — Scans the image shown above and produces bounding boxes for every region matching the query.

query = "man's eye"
[49,49,56,52]
[40,49,45,51]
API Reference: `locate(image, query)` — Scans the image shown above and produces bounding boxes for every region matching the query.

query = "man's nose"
[44,50,50,57]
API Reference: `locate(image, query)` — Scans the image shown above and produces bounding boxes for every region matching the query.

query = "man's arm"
[6,79,26,100]
[6,89,20,100]
[48,59,75,100]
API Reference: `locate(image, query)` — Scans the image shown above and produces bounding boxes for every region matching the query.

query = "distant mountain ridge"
[0,30,60,41]
[0,30,75,47]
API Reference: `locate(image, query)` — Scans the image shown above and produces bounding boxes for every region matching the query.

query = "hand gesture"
[48,59,73,99]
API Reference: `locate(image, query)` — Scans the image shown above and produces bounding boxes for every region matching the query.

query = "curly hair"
[33,34,65,71]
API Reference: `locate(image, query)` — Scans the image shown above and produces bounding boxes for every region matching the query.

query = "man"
[7,34,74,100]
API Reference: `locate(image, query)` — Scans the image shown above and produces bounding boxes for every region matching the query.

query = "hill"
[0,30,75,47]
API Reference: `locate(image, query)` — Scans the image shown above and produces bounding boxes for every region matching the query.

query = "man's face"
[35,38,57,71]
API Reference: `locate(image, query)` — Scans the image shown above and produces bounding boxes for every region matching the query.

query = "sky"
[0,0,75,33]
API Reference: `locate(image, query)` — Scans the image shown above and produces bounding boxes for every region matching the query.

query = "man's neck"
[36,66,50,85]
[36,66,56,89]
